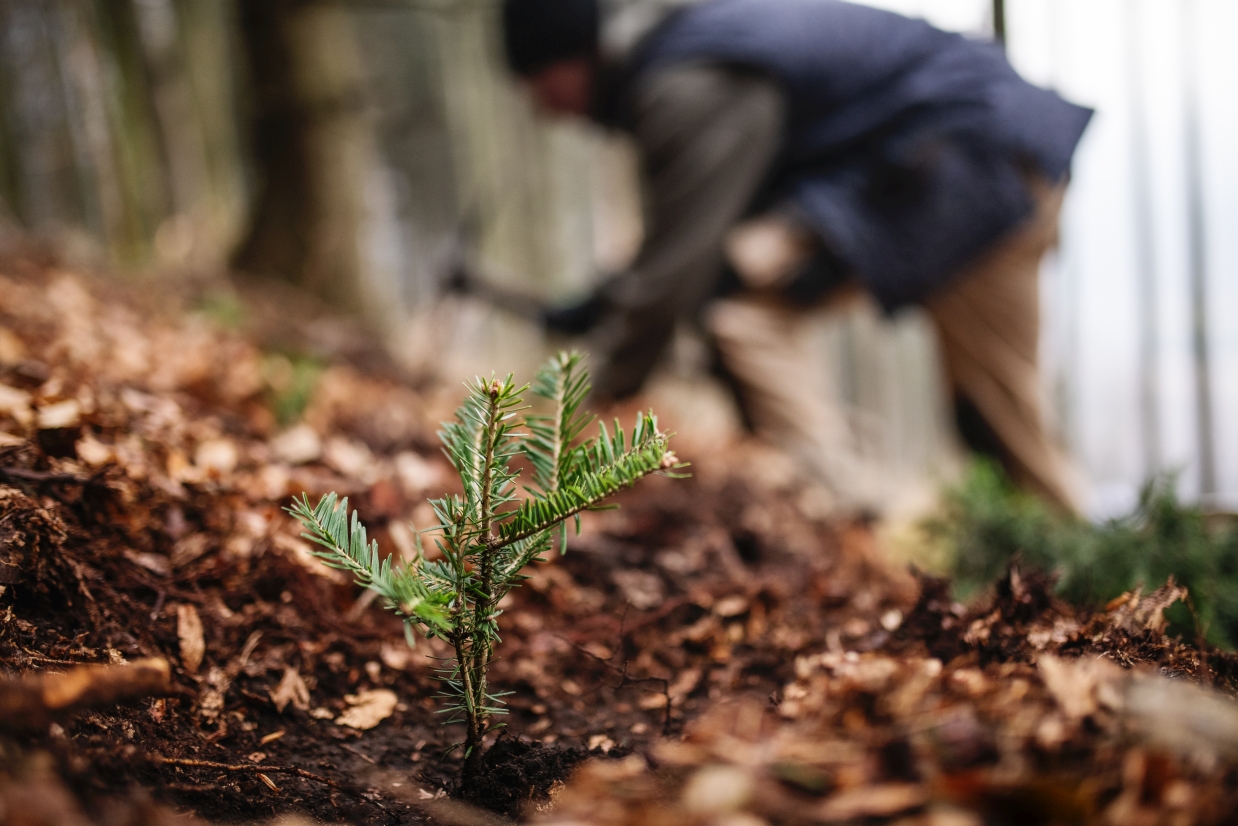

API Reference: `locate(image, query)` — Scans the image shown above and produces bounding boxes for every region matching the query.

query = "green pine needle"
[286,351,682,770]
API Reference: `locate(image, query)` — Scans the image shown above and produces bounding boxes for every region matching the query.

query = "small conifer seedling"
[288,352,680,779]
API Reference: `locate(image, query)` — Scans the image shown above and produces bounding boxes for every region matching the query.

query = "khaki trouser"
[597,63,1080,511]
[711,177,1082,513]
[926,177,1082,510]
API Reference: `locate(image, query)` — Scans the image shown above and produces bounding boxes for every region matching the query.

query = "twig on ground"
[151,755,378,805]
[614,666,673,735]
[618,596,694,635]
[0,465,113,508]
[149,590,166,621]
[0,654,103,668]
[556,619,674,735]
[0,466,87,484]
[0,657,171,731]
[341,742,378,764]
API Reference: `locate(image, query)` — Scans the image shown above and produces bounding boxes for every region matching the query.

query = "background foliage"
[933,460,1238,647]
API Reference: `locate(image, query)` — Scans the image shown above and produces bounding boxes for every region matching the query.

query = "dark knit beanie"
[502,0,600,76]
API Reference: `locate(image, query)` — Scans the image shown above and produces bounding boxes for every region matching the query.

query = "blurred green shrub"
[194,287,248,330]
[262,352,324,426]
[929,460,1238,648]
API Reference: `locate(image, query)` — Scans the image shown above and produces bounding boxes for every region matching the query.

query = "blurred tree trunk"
[0,0,246,268]
[90,0,170,262]
[231,0,402,329]
[170,0,247,263]
[129,0,245,269]
[230,0,313,289]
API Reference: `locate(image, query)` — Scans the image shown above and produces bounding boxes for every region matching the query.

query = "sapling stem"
[462,381,503,778]
[287,351,683,788]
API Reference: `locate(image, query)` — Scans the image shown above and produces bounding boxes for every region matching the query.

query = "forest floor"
[1,253,1238,826]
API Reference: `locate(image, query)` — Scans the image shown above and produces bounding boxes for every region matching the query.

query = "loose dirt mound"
[0,257,1237,825]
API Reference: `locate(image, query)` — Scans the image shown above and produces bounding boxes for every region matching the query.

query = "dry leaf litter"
[0,256,1236,825]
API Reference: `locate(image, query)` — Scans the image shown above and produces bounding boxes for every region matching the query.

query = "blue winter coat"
[626,0,1093,310]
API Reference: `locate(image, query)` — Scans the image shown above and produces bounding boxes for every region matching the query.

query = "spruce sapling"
[287,351,681,780]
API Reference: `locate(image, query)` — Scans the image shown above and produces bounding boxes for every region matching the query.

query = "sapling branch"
[286,351,682,784]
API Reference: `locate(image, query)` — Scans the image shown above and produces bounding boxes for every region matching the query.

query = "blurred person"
[500,0,1092,512]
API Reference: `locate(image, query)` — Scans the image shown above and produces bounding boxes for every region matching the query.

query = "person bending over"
[502,0,1092,512]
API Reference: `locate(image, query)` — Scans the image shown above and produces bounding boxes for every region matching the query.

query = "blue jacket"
[626,0,1093,309]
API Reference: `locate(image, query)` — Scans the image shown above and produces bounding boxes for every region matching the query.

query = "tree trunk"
[230,0,315,289]
[231,0,405,332]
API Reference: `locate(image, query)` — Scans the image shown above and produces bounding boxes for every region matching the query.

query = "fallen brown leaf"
[269,667,310,713]
[1107,578,1189,634]
[176,604,205,675]
[336,689,398,730]
[815,783,927,821]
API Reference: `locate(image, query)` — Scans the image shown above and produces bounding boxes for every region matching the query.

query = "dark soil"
[1,256,1238,825]
[0,258,909,823]
[459,737,597,818]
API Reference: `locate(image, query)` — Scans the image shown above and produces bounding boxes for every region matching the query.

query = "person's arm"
[588,63,785,401]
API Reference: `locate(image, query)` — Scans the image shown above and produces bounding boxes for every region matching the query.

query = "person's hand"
[724,215,817,290]
[542,291,609,335]
[445,262,477,296]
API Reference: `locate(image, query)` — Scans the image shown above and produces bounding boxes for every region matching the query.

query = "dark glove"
[542,290,610,335]
[445,262,477,296]
[782,243,853,305]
